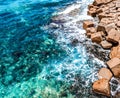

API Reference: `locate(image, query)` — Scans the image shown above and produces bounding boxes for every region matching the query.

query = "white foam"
[58,3,81,15]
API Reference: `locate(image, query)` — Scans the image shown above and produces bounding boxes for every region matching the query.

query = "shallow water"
[0,0,117,98]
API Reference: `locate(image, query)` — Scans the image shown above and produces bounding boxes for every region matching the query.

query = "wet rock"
[51,15,67,23]
[93,78,110,96]
[83,20,94,30]
[98,68,113,81]
[71,39,79,46]
[49,23,59,29]
[91,33,102,43]
[85,43,110,61]
[101,40,112,49]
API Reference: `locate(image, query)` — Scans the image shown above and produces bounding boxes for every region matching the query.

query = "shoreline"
[83,0,120,97]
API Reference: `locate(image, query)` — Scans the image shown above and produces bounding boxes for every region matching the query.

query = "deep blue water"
[0,0,107,98]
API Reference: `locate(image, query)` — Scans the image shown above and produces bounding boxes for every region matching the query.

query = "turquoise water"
[0,0,107,98]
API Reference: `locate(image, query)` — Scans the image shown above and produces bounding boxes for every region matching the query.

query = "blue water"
[0,0,106,98]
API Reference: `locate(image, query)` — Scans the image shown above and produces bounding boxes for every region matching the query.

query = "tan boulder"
[116,21,120,27]
[93,78,110,96]
[106,28,120,44]
[86,27,96,38]
[83,20,94,30]
[117,8,120,12]
[104,0,112,4]
[97,23,106,33]
[107,57,120,68]
[93,0,104,6]
[97,23,116,34]
[100,18,113,25]
[98,12,114,20]
[97,31,105,36]
[101,40,112,49]
[107,57,120,78]
[87,8,97,17]
[110,46,120,58]
[109,7,117,13]
[111,65,120,78]
[91,33,102,43]
[98,13,107,20]
[116,1,120,8]
[108,2,115,8]
[96,8,103,14]
[98,68,113,81]
[105,23,116,33]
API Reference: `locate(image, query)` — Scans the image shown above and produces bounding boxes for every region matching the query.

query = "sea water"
[0,0,118,98]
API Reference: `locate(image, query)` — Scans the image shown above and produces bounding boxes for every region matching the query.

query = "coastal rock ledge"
[83,0,120,97]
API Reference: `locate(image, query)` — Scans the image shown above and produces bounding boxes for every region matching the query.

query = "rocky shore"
[83,0,120,97]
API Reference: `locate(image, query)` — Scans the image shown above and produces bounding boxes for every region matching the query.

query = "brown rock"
[98,13,114,20]
[97,23,116,34]
[97,23,106,33]
[111,65,120,78]
[93,0,104,6]
[91,33,102,43]
[98,68,113,81]
[116,1,120,8]
[88,4,94,10]
[117,8,120,12]
[105,23,116,33]
[87,8,97,17]
[118,16,120,20]
[116,21,120,27]
[98,13,107,20]
[109,7,117,13]
[96,8,103,14]
[107,57,120,78]
[83,20,94,30]
[110,46,119,58]
[86,27,96,38]
[100,18,113,24]
[106,57,120,68]
[106,28,120,44]
[101,40,112,49]
[93,78,110,96]
[108,2,115,8]
[104,0,112,4]
[98,31,105,36]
